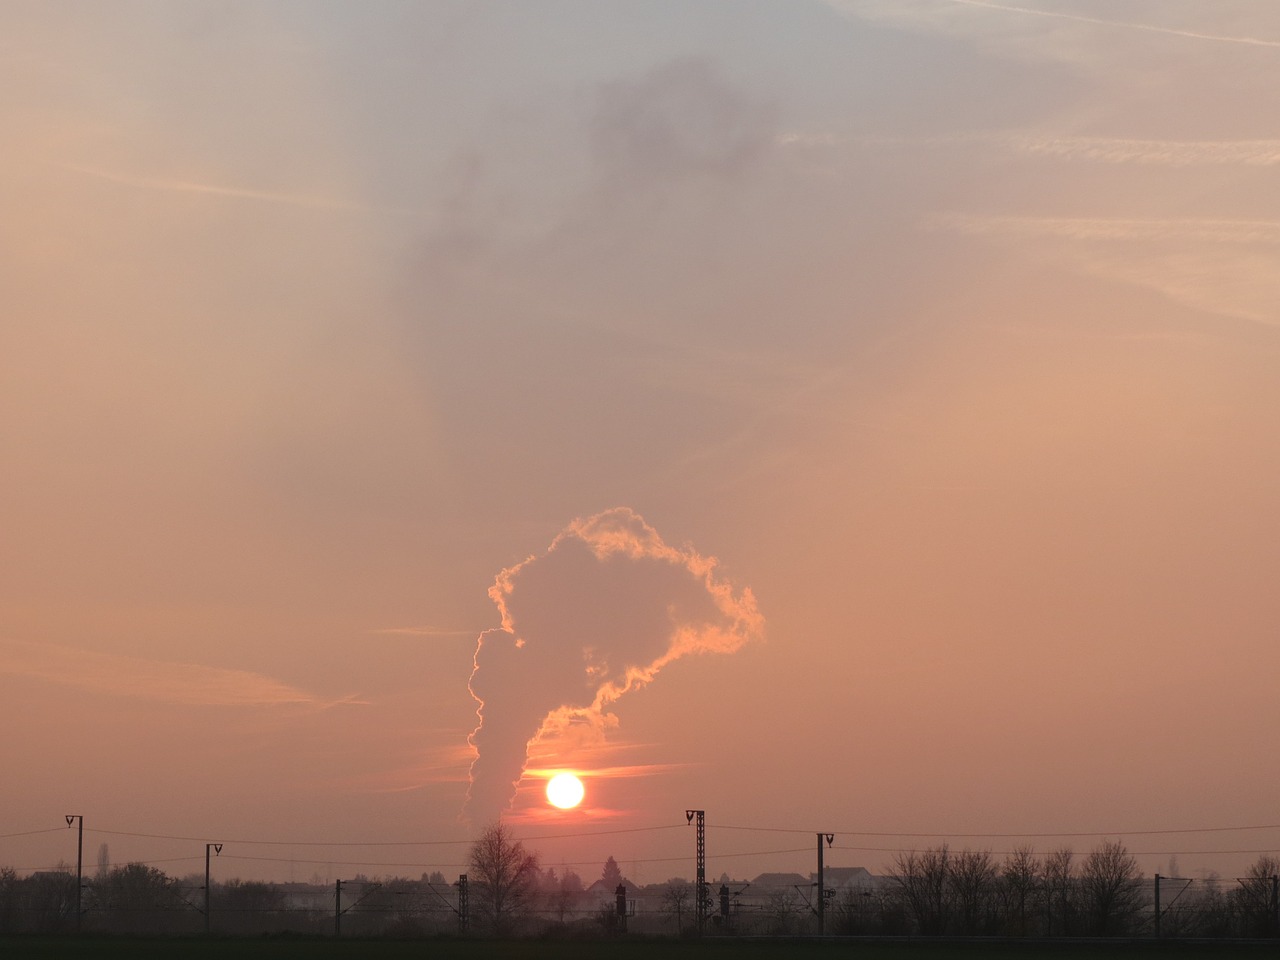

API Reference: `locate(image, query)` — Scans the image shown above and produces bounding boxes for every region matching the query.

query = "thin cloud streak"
[58,162,412,216]
[1016,137,1280,166]
[941,0,1280,48]
[0,639,361,708]
[781,130,1280,167]
[936,214,1280,245]
[370,627,481,639]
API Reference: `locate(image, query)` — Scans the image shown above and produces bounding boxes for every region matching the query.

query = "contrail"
[464,507,762,824]
[942,0,1280,49]
[59,162,411,215]
[936,214,1280,245]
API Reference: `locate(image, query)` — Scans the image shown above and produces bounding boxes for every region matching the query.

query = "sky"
[3,0,1279,886]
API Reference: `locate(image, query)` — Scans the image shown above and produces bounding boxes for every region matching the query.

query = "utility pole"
[334,879,342,938]
[1153,874,1161,939]
[1273,875,1279,935]
[686,810,706,933]
[65,816,82,933]
[204,843,221,935]
[817,833,834,936]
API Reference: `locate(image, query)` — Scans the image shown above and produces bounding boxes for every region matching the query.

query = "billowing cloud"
[0,639,357,708]
[464,507,762,824]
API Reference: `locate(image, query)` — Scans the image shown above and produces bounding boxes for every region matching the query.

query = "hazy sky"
[4,0,1279,885]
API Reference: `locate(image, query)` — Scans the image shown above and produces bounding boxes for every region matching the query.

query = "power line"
[0,828,65,840]
[89,828,472,847]
[86,822,682,848]
[712,821,1280,839]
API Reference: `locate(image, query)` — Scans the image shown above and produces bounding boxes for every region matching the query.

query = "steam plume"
[464,507,762,823]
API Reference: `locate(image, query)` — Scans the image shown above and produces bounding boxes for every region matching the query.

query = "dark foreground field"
[4,938,1280,960]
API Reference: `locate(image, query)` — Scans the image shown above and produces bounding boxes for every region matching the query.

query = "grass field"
[3,937,1279,960]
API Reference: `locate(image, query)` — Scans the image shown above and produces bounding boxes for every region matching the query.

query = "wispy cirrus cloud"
[936,214,1280,245]
[939,0,1280,49]
[59,162,411,216]
[780,130,1280,168]
[1014,137,1280,166]
[827,0,1280,50]
[0,639,362,708]
[933,214,1280,325]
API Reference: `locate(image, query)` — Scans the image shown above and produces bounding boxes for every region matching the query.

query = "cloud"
[589,57,776,190]
[1013,137,1280,166]
[935,214,1280,245]
[782,131,1280,168]
[464,507,762,824]
[827,0,1280,49]
[0,639,357,708]
[939,0,1280,49]
[59,162,408,215]
[932,214,1280,325]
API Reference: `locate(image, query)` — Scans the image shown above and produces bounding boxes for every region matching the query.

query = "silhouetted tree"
[0,867,18,932]
[764,888,804,935]
[661,879,692,933]
[601,856,623,889]
[1230,855,1280,937]
[950,848,999,934]
[1078,841,1144,935]
[1001,846,1040,936]
[91,863,185,933]
[469,822,539,936]
[1042,847,1076,936]
[888,846,951,934]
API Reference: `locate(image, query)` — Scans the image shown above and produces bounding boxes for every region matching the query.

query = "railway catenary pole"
[686,810,706,932]
[204,843,221,935]
[65,816,83,933]
[817,832,834,935]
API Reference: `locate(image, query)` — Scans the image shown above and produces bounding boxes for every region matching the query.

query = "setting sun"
[545,771,585,809]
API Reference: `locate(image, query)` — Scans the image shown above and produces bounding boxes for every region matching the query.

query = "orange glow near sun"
[545,771,585,809]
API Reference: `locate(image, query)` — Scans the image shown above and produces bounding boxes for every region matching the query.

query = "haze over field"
[3,1,1279,884]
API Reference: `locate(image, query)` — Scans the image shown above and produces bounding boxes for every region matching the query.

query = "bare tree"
[764,888,805,935]
[661,879,693,933]
[888,846,951,934]
[1001,846,1040,936]
[1078,841,1144,936]
[949,848,999,935]
[1042,847,1075,936]
[468,822,540,936]
[1230,854,1280,937]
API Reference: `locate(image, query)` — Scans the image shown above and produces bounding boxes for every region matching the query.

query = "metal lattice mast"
[686,810,706,931]
[456,874,468,934]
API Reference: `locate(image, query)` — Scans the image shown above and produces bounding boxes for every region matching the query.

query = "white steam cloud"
[464,507,763,823]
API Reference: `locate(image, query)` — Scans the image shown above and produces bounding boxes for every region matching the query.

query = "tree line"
[3,830,1278,939]
[843,844,1280,939]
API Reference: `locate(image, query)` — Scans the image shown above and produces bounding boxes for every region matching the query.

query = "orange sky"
[3,0,1279,885]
